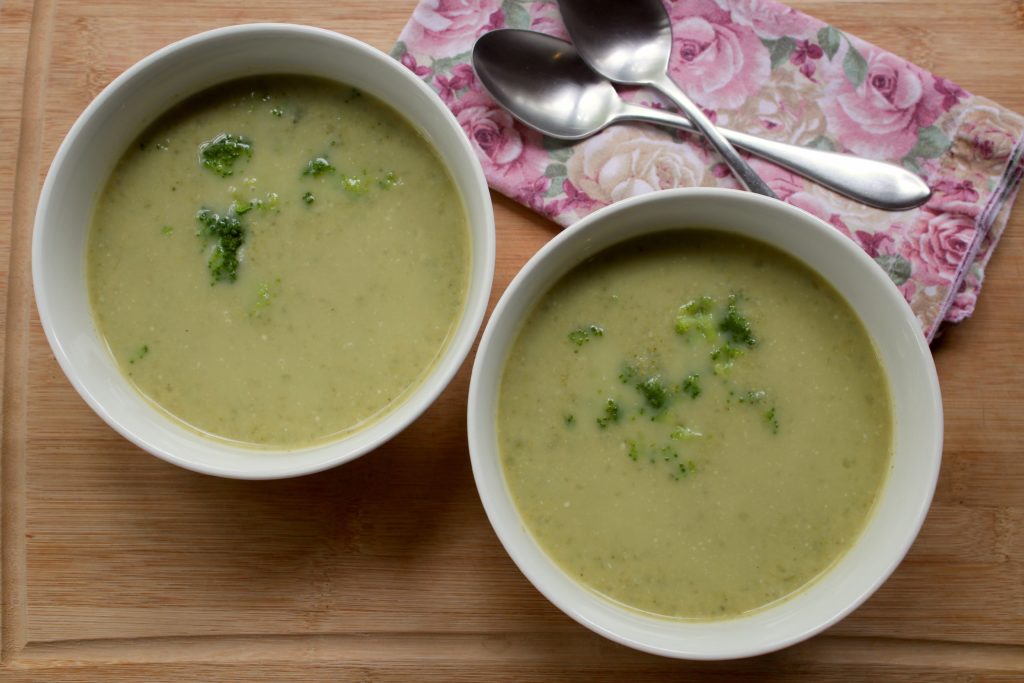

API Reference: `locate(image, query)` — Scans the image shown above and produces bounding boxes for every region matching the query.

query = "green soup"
[87,76,469,448]
[498,231,892,619]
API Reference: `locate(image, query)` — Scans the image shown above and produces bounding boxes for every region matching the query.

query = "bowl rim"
[467,187,942,659]
[32,23,495,479]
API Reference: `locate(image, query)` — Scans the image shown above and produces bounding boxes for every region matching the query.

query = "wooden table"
[1,1,1022,679]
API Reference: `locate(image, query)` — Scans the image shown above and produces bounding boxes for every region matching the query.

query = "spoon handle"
[620,103,931,211]
[651,76,777,199]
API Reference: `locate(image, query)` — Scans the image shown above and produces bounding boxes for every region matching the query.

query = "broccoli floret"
[199,134,252,177]
[196,208,245,283]
[675,296,715,338]
[303,156,336,177]
[720,294,757,347]
[636,375,669,410]
[302,191,315,205]
[596,398,620,428]
[682,373,701,399]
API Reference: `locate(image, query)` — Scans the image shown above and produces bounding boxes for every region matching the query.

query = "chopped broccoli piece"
[711,342,745,375]
[636,375,669,410]
[341,174,369,195]
[303,156,336,177]
[765,406,780,433]
[619,362,638,384]
[739,389,767,404]
[568,329,589,346]
[568,324,604,347]
[627,440,640,461]
[378,170,401,189]
[596,398,620,428]
[195,208,246,283]
[302,191,315,205]
[670,425,703,441]
[682,373,701,399]
[675,296,715,338]
[199,134,252,177]
[270,106,284,117]
[676,460,697,478]
[720,294,757,347]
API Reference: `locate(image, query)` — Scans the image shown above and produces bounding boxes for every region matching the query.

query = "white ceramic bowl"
[468,188,942,659]
[33,24,495,479]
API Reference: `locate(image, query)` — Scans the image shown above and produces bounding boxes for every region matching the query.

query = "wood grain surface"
[2,0,1023,680]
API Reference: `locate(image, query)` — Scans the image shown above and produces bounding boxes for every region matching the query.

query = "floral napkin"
[392,0,1024,340]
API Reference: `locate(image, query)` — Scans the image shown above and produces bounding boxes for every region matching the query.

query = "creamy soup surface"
[88,76,469,447]
[498,231,892,619]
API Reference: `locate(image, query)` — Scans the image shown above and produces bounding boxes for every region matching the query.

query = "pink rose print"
[821,48,946,159]
[960,109,1019,163]
[436,63,477,104]
[450,86,549,203]
[528,2,570,40]
[746,158,831,222]
[899,209,978,285]
[930,178,981,217]
[664,0,770,110]
[790,40,823,81]
[400,52,431,78]
[728,0,819,39]
[404,0,504,59]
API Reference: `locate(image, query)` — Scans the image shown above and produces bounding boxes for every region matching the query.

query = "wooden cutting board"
[1,0,1022,679]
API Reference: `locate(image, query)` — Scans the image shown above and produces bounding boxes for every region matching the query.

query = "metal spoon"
[472,30,931,210]
[558,0,776,198]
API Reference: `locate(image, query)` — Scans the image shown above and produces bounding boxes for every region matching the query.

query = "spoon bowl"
[558,0,776,197]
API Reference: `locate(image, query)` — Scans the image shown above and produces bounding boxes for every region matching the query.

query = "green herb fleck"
[765,406,780,433]
[675,296,715,338]
[127,344,149,365]
[160,225,174,236]
[199,134,252,177]
[596,398,620,428]
[564,414,575,427]
[303,156,336,177]
[619,363,638,384]
[682,373,701,399]
[250,278,281,317]
[195,209,245,283]
[676,460,697,479]
[302,191,315,205]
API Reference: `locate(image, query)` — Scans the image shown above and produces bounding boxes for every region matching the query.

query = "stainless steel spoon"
[472,30,931,210]
[558,0,777,198]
